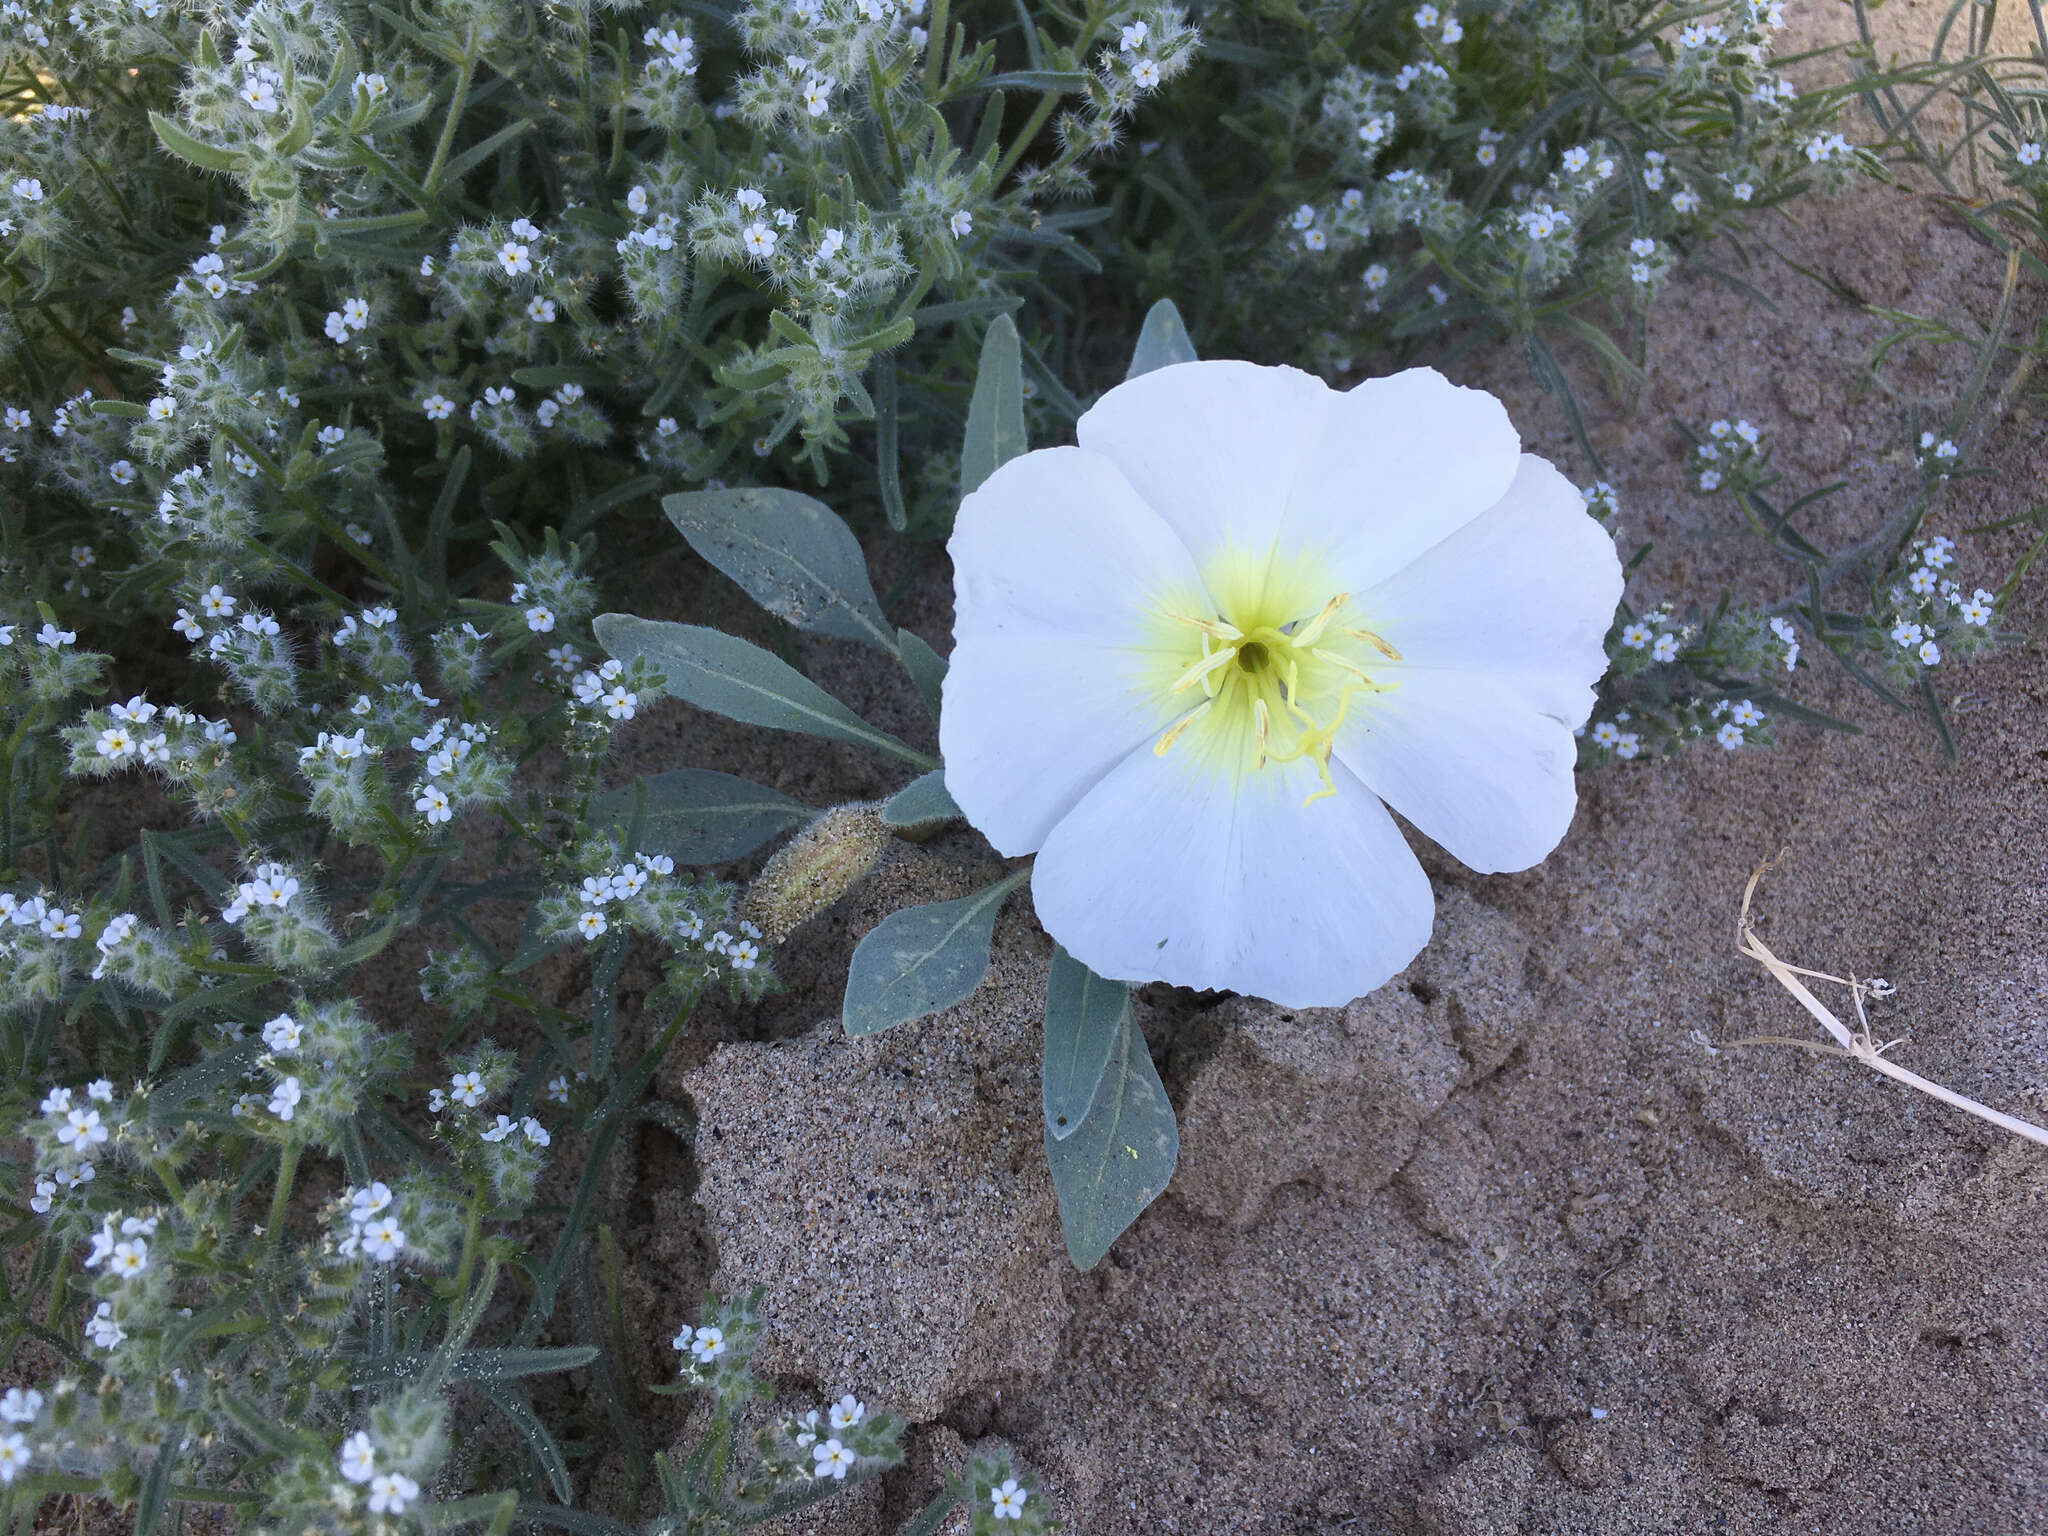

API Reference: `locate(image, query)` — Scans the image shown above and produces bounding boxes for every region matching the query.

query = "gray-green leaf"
[1041,946,1129,1141]
[590,768,807,864]
[881,768,961,835]
[842,868,1028,1036]
[594,614,933,768]
[1044,1008,1178,1269]
[961,314,1028,498]
[1126,297,1198,380]
[663,487,897,653]
[897,627,948,721]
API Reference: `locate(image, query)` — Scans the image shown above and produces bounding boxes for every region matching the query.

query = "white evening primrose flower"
[940,362,1623,1006]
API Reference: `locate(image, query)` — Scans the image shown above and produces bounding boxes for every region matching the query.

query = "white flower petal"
[1076,361,1331,565]
[1334,456,1622,871]
[942,447,1205,855]
[1280,367,1521,591]
[1031,749,1434,1007]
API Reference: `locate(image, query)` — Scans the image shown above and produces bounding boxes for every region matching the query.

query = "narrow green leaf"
[353,1345,598,1386]
[842,868,1027,1036]
[512,1505,634,1536]
[897,628,947,720]
[594,614,934,767]
[663,488,896,652]
[589,768,806,864]
[1044,1007,1177,1269]
[881,769,960,833]
[439,118,536,185]
[134,1439,176,1536]
[977,69,1088,91]
[148,111,240,173]
[1125,298,1198,380]
[960,315,1028,498]
[476,1384,574,1505]
[1041,946,1128,1141]
[875,358,907,532]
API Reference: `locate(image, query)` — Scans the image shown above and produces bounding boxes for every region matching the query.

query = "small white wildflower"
[812,1441,856,1480]
[1651,633,1681,664]
[1715,722,1744,750]
[450,1070,487,1107]
[261,1013,303,1052]
[949,209,974,239]
[991,1480,1028,1521]
[829,1394,866,1430]
[339,1433,377,1484]
[367,1472,418,1514]
[361,1218,406,1263]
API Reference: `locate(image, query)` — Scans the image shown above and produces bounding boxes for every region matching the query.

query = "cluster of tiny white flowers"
[220,859,303,925]
[569,657,639,721]
[1916,429,1960,480]
[1617,605,1687,667]
[335,1180,407,1261]
[1707,696,1767,750]
[1694,416,1762,492]
[323,294,371,345]
[0,1386,42,1485]
[83,1211,159,1281]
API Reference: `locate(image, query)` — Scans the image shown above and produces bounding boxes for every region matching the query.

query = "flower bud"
[737,801,890,942]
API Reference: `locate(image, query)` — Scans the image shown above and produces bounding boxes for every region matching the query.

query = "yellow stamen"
[1252,698,1270,770]
[1153,700,1212,756]
[1170,646,1238,694]
[1310,647,1395,691]
[1167,611,1244,642]
[1341,626,1402,661]
[1290,592,1350,649]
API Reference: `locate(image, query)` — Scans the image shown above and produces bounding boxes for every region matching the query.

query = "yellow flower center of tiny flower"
[1145,543,1400,804]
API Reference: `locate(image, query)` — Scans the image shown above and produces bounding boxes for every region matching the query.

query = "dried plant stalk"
[1734,856,2048,1149]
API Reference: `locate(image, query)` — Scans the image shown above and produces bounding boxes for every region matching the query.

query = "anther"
[1153,700,1212,756]
[1341,626,1402,661]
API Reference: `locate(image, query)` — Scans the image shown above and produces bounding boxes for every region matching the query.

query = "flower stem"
[265,1139,301,1269]
[450,1187,486,1304]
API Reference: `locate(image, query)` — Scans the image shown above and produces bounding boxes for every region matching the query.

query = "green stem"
[993,93,1061,185]
[450,1187,486,1303]
[424,44,478,197]
[923,0,950,99]
[265,1140,301,1269]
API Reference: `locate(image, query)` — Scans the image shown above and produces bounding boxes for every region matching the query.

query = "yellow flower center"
[1145,545,1400,804]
